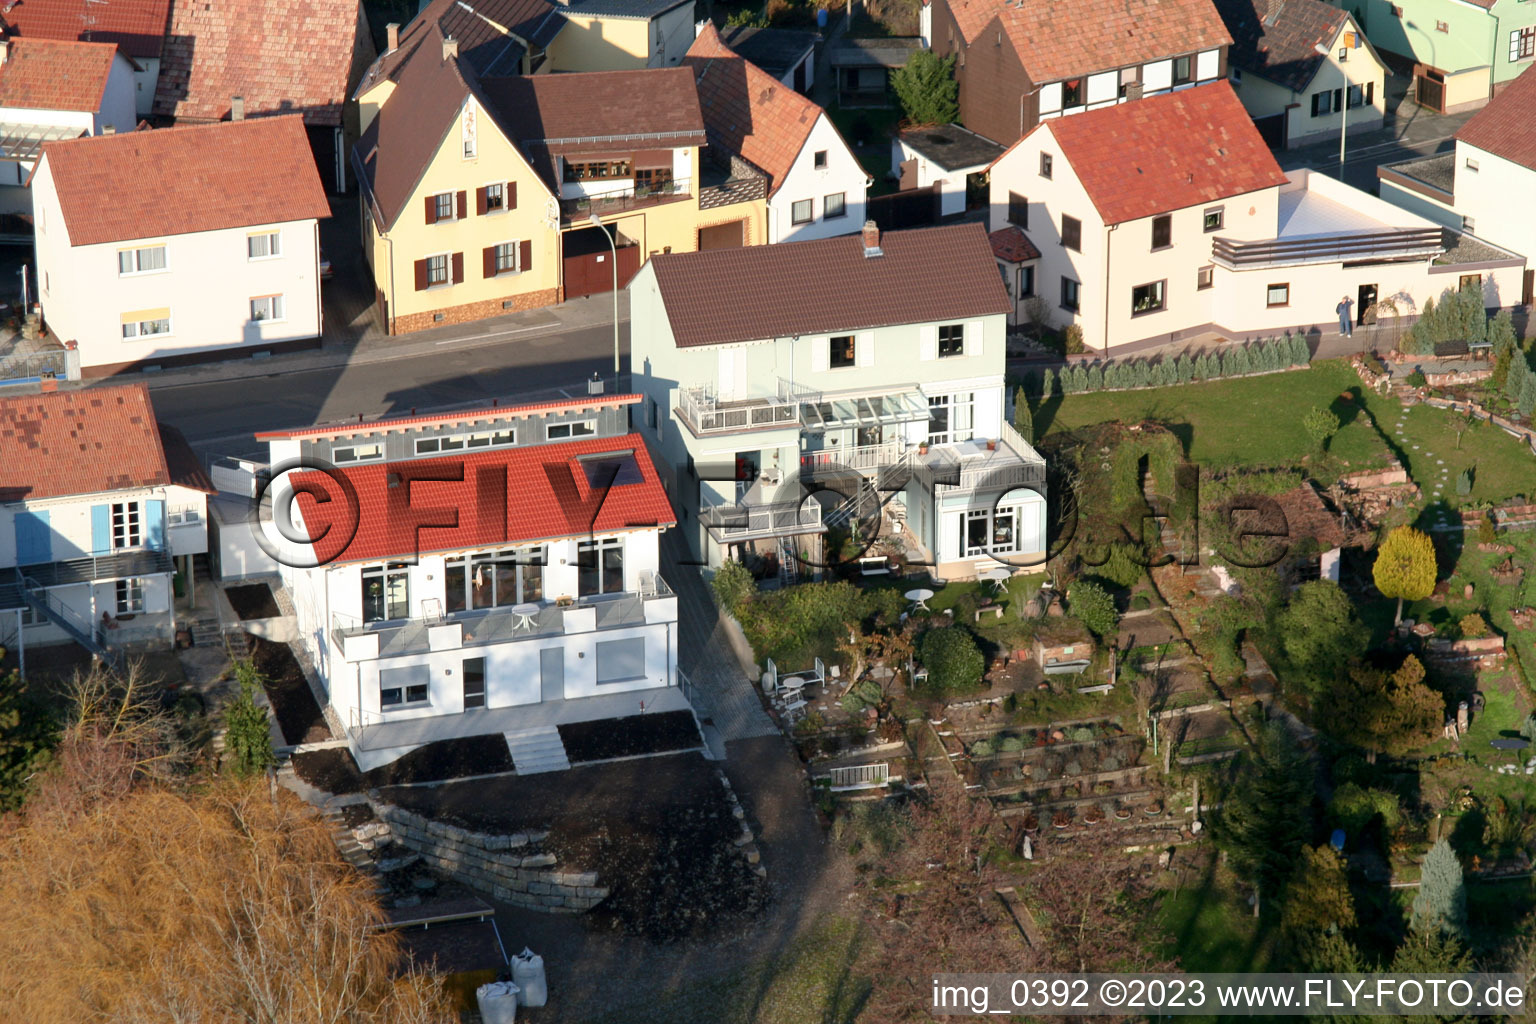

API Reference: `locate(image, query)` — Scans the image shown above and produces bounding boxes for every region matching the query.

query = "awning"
[798,389,928,432]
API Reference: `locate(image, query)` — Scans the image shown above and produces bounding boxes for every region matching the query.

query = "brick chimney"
[862,219,882,257]
[386,22,400,52]
[231,95,245,121]
[442,35,459,61]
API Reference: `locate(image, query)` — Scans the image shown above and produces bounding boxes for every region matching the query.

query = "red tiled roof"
[1457,63,1536,173]
[950,0,1231,80]
[1039,81,1286,225]
[255,395,641,440]
[291,433,677,564]
[1216,0,1350,93]
[39,116,330,246]
[0,37,117,112]
[989,225,1040,262]
[0,0,171,59]
[648,221,1010,348]
[152,0,375,126]
[684,23,830,196]
[0,384,170,502]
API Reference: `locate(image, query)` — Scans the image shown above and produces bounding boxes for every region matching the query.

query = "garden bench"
[975,605,1004,622]
[859,556,891,576]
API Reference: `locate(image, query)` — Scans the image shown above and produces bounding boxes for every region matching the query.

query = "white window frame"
[483,181,506,212]
[790,198,814,224]
[117,244,168,276]
[961,505,1022,557]
[426,253,450,286]
[247,231,282,260]
[927,391,975,445]
[249,294,286,323]
[547,418,597,440]
[112,501,141,549]
[115,577,145,614]
[333,443,384,464]
[379,665,430,708]
[167,506,202,526]
[415,428,516,455]
[493,240,520,275]
[937,323,964,357]
[433,192,455,221]
[121,315,172,339]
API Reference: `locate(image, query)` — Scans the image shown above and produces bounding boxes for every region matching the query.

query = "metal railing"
[1210,227,1444,269]
[677,385,800,434]
[828,763,890,791]
[560,176,693,219]
[0,346,67,385]
[700,498,824,539]
[800,440,909,475]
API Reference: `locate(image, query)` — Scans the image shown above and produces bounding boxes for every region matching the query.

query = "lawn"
[1037,361,1392,473]
[827,105,901,195]
[589,915,871,1024]
[1158,873,1275,974]
[1362,397,1536,506]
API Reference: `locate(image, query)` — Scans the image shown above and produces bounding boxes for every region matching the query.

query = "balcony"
[700,493,825,541]
[4,549,174,591]
[1210,228,1444,270]
[677,384,802,436]
[559,177,693,224]
[918,422,1047,495]
[330,571,675,663]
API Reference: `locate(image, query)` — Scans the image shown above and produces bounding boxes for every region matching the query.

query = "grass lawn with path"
[1366,398,1536,506]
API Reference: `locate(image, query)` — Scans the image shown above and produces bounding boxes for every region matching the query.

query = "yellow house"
[354,24,766,333]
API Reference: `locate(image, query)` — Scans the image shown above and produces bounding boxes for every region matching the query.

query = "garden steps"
[993,785,1163,818]
[983,762,1154,800]
[504,726,571,774]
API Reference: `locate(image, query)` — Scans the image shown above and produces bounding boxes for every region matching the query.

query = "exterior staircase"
[18,576,119,667]
[503,726,571,774]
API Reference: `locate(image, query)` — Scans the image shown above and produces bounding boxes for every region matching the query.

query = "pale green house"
[1334,0,1536,110]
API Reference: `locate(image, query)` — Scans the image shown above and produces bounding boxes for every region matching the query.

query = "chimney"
[101,126,115,135]
[231,95,245,121]
[386,22,400,51]
[861,219,882,257]
[442,35,459,60]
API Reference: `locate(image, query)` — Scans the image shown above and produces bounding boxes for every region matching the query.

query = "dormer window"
[1061,79,1084,107]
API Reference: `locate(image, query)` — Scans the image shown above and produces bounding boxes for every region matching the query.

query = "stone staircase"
[504,726,571,774]
[185,617,224,649]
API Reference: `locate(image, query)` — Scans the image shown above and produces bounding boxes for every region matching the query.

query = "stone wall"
[372,802,609,913]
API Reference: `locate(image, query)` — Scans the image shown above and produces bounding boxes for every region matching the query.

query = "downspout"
[1489,8,1501,103]
[315,221,323,339]
[382,231,396,335]
[1019,84,1042,140]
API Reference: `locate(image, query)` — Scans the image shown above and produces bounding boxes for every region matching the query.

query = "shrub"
[1069,727,1095,743]
[889,50,958,125]
[1068,579,1118,638]
[1458,613,1491,639]
[1455,468,1472,496]
[1477,517,1498,544]
[998,736,1025,753]
[1175,355,1194,384]
[725,5,768,26]
[1130,593,1151,611]
[1095,542,1146,590]
[1488,309,1518,358]
[1064,324,1087,354]
[1406,369,1427,388]
[711,560,755,617]
[1132,361,1152,389]
[1303,406,1340,451]
[917,626,986,696]
[1328,782,1402,833]
[970,738,996,757]
[1086,364,1104,391]
[225,661,276,779]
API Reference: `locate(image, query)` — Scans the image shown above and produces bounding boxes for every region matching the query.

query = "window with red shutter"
[475,188,488,216]
[518,239,532,273]
[508,181,517,210]
[414,258,429,290]
[456,191,467,219]
[424,197,438,225]
[451,252,464,283]
[483,246,496,278]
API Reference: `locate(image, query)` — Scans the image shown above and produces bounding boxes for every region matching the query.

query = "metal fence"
[0,347,66,385]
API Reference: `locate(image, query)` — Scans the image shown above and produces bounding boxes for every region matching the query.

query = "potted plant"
[1144,800,1164,818]
[1114,804,1133,820]
[1082,805,1104,825]
[917,441,929,455]
[1052,810,1071,829]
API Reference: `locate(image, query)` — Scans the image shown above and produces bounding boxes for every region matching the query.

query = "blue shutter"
[91,504,111,555]
[145,499,166,552]
[14,510,51,566]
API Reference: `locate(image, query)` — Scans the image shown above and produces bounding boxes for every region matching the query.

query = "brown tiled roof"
[1457,63,1536,173]
[0,37,117,112]
[255,394,640,439]
[0,384,171,502]
[989,225,1040,262]
[158,424,215,493]
[39,116,331,246]
[482,67,705,147]
[1038,81,1286,225]
[684,23,830,196]
[357,0,563,90]
[353,29,475,229]
[0,0,171,59]
[152,0,374,126]
[1216,0,1349,93]
[648,222,1010,348]
[962,0,1231,81]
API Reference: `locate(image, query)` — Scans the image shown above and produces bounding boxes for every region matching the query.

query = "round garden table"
[904,588,935,612]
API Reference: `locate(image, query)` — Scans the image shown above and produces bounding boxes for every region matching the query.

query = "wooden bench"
[975,605,1004,622]
[859,556,891,577]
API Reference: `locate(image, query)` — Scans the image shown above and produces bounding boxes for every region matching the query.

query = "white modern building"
[0,385,211,665]
[892,124,1005,218]
[30,115,331,377]
[687,24,868,244]
[630,220,1048,582]
[1379,64,1536,302]
[989,81,1527,353]
[251,394,689,771]
[0,37,136,209]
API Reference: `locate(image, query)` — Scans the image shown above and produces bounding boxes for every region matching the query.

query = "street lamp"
[1316,43,1347,179]
[588,211,620,379]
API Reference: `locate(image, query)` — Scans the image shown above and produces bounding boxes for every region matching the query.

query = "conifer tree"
[1410,839,1468,940]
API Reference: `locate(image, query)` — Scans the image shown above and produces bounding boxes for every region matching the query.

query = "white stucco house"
[989,81,1527,354]
[1216,0,1387,149]
[252,394,689,772]
[30,115,331,377]
[1379,64,1536,302]
[0,384,212,666]
[0,37,136,210]
[630,220,1048,582]
[686,23,868,244]
[892,123,1005,218]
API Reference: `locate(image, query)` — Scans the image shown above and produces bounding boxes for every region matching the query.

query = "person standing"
[1337,295,1354,338]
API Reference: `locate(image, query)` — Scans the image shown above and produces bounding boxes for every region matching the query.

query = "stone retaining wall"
[371,802,609,913]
